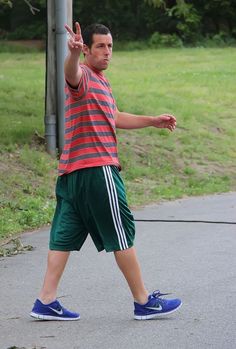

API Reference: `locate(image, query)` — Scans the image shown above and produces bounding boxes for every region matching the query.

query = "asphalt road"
[0,192,236,349]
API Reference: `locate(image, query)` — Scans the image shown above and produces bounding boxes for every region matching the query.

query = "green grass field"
[0,47,236,241]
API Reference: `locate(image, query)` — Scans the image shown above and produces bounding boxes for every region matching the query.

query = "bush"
[149,32,183,48]
[114,40,148,51]
[4,22,46,40]
[211,32,236,46]
[194,32,236,48]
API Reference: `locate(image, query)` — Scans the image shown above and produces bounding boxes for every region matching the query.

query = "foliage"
[169,3,201,43]
[0,0,46,40]
[0,0,45,10]
[149,32,183,47]
[1,0,236,45]
[0,0,13,6]
[144,0,166,8]
[114,40,148,51]
[6,22,46,40]
[73,0,153,41]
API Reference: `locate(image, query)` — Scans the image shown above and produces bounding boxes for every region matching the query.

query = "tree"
[1,0,236,44]
[0,0,46,40]
[0,0,40,14]
[145,0,200,42]
[146,0,236,38]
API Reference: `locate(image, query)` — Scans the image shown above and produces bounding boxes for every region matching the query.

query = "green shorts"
[50,165,135,252]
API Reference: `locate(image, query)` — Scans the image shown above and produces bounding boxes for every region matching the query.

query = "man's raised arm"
[64,22,83,88]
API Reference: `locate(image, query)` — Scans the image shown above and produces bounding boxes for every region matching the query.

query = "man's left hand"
[153,114,177,131]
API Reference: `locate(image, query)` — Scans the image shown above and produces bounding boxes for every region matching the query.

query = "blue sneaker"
[134,290,182,320]
[30,299,80,321]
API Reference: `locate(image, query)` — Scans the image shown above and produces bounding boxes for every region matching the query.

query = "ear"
[82,44,90,55]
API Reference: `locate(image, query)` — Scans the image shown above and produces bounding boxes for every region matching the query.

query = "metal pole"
[55,0,68,155]
[45,0,57,157]
[67,0,73,28]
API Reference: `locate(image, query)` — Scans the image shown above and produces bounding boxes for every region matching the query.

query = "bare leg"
[114,246,149,304]
[39,250,70,304]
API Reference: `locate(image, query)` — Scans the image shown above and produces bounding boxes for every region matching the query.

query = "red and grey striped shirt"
[58,64,120,176]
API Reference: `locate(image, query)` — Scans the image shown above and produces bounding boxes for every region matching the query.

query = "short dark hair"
[82,23,111,48]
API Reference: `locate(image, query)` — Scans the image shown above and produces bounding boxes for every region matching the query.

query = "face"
[83,33,113,71]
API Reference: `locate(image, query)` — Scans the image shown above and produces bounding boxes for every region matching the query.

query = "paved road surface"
[1,192,236,349]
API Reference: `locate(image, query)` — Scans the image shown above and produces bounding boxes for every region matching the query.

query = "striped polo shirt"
[58,64,120,175]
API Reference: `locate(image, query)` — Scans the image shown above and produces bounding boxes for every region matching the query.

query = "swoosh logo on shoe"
[49,307,63,315]
[146,305,162,311]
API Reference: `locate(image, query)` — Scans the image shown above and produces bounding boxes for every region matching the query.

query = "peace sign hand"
[65,21,83,54]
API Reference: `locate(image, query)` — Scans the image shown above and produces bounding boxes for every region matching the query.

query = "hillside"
[0,47,236,241]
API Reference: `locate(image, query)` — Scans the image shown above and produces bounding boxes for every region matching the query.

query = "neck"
[83,60,103,75]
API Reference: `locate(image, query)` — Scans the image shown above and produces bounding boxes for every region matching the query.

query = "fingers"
[65,24,75,39]
[155,114,177,131]
[163,114,176,122]
[65,22,82,37]
[65,22,83,51]
[168,124,176,132]
[68,38,83,50]
[169,122,177,131]
[75,22,81,36]
[163,114,177,129]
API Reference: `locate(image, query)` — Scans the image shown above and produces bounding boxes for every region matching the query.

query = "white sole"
[134,302,182,320]
[30,312,80,321]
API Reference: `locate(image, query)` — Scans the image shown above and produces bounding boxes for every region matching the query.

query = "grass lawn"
[0,47,236,241]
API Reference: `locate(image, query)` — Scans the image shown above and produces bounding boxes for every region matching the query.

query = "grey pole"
[45,0,57,157]
[55,0,67,155]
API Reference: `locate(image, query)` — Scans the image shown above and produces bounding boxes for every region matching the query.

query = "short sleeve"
[65,65,90,101]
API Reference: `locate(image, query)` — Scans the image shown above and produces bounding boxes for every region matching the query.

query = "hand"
[153,114,177,131]
[65,21,83,53]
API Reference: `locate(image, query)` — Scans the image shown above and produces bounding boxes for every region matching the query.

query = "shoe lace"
[152,290,171,299]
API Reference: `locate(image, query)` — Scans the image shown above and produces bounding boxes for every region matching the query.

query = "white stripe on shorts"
[103,166,128,250]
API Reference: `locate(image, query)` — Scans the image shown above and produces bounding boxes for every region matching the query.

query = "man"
[30,22,181,321]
